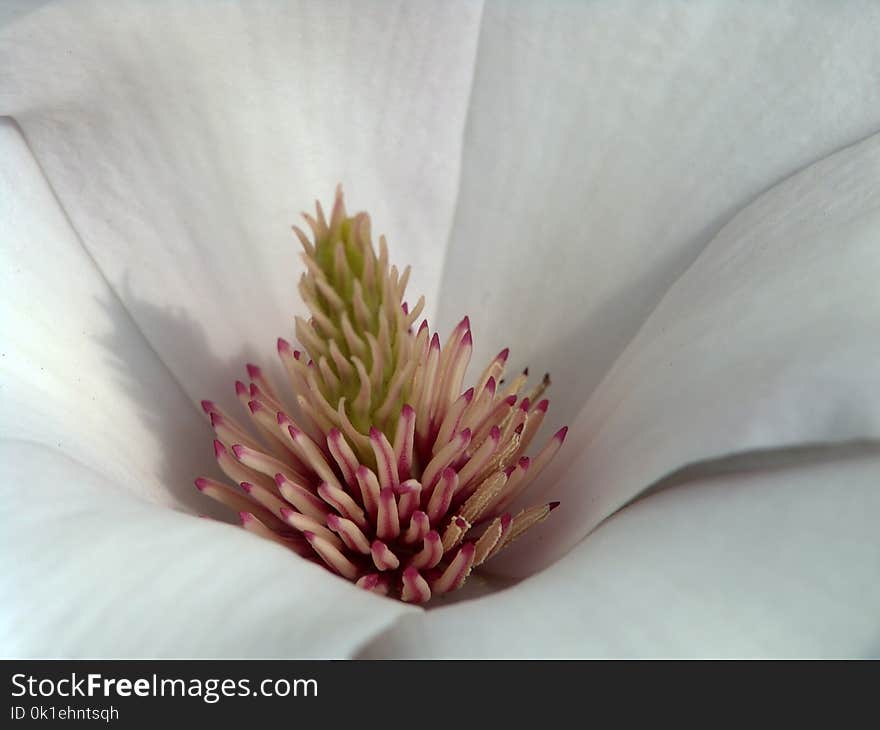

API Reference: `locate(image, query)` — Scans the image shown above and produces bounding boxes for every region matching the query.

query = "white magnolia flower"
[2,1,880,657]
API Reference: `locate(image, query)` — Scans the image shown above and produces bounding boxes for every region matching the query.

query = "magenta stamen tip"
[462,330,473,347]
[459,428,472,441]
[247,400,261,414]
[459,542,476,557]
[239,512,252,524]
[548,501,561,511]
[240,482,253,494]
[326,513,340,528]
[556,426,569,442]
[328,427,341,441]
[536,399,549,413]
[246,363,261,379]
[455,517,468,529]
[279,507,292,519]
[213,440,226,457]
[369,426,381,440]
[288,424,301,439]
[504,465,516,477]
[231,444,245,459]
[249,383,260,397]
[209,411,222,427]
[194,477,208,491]
[401,302,409,314]
[497,347,510,362]
[514,423,524,435]
[490,425,501,440]
[520,398,531,412]
[501,513,513,528]
[293,350,302,360]
[430,332,440,350]
[518,456,530,469]
[200,400,215,414]
[486,376,497,393]
[401,403,415,418]
[277,337,291,353]
[504,395,517,406]
[273,473,286,486]
[463,387,474,402]
[276,411,290,425]
[403,566,419,579]
[234,380,248,396]
[302,530,316,542]
[356,464,369,478]
[417,319,429,333]
[460,315,470,330]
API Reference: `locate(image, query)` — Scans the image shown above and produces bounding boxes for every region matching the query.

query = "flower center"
[195,187,566,603]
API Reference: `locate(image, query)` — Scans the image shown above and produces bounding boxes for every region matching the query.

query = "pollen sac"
[195,188,566,603]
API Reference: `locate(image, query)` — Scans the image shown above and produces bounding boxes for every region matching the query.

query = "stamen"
[394,479,421,523]
[376,487,401,540]
[194,477,285,531]
[355,465,381,522]
[400,567,432,604]
[432,543,476,595]
[356,573,390,596]
[318,482,367,529]
[239,481,288,520]
[303,531,360,580]
[402,510,430,546]
[274,473,330,522]
[409,530,443,570]
[371,540,401,571]
[326,514,372,555]
[392,404,416,481]
[280,507,342,549]
[426,467,458,523]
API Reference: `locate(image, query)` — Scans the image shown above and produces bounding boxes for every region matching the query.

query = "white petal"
[361,451,880,657]
[439,2,880,428]
[0,441,415,657]
[498,128,880,575]
[0,118,212,510]
[0,1,482,408]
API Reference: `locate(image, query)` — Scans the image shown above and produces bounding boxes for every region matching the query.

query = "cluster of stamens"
[195,187,566,603]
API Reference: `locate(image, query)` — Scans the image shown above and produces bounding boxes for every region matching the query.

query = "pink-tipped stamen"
[371,540,401,572]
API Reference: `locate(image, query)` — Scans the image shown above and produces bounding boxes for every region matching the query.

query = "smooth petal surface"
[0,441,415,658]
[361,451,880,658]
[0,118,209,510]
[0,0,482,413]
[439,1,880,430]
[497,129,880,575]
